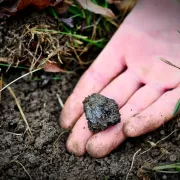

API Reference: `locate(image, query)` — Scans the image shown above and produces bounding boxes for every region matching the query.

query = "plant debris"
[83,93,121,132]
[0,7,118,73]
[0,0,136,74]
[76,0,115,18]
[0,0,62,16]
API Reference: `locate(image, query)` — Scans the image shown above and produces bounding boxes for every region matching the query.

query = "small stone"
[162,175,167,180]
[7,169,14,176]
[169,154,176,162]
[160,130,165,135]
[83,93,121,132]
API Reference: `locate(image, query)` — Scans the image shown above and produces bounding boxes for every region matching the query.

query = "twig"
[11,160,33,180]
[56,94,64,108]
[7,132,22,136]
[0,68,41,92]
[126,148,142,180]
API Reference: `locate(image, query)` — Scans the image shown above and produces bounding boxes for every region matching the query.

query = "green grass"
[104,176,109,180]
[174,99,180,116]
[0,63,29,70]
[0,0,127,75]
[48,6,58,20]
[47,0,118,48]
[35,28,106,48]
[153,163,180,173]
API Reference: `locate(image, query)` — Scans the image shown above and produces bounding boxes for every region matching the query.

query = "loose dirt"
[0,8,179,180]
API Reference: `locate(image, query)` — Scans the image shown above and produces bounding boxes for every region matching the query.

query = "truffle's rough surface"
[83,93,121,132]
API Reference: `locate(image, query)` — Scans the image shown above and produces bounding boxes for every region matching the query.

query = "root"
[138,129,178,157]
[11,160,33,180]
[126,148,142,180]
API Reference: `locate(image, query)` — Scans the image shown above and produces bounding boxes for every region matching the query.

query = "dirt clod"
[83,93,121,132]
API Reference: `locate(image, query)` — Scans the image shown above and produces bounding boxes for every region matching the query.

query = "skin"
[59,0,180,158]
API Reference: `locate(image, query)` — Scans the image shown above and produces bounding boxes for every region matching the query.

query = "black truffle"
[83,93,121,132]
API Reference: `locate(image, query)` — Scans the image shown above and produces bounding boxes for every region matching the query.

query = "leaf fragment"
[76,0,115,18]
[42,60,66,73]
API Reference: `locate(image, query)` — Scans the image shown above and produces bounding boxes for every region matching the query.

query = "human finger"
[86,84,164,158]
[120,84,164,120]
[66,70,141,156]
[124,86,180,137]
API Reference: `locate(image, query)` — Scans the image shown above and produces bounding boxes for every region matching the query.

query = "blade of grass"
[174,99,180,116]
[68,6,84,18]
[153,163,180,172]
[48,7,58,19]
[92,0,108,8]
[70,13,83,19]
[34,28,106,48]
[86,11,93,26]
[62,25,71,33]
[0,63,29,70]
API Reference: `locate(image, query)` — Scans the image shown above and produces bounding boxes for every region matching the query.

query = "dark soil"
[0,69,180,180]
[0,7,180,180]
[83,93,120,132]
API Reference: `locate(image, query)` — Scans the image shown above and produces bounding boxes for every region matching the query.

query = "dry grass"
[0,0,136,73]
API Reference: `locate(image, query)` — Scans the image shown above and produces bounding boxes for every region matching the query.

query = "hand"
[59,0,180,158]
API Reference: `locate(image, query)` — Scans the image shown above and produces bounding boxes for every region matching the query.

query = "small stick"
[56,94,64,108]
[7,132,22,136]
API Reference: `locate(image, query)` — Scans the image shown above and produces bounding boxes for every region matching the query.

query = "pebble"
[169,154,176,162]
[162,175,167,179]
[7,169,14,176]
[160,130,165,135]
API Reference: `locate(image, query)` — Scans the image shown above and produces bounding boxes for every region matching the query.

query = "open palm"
[59,0,180,158]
